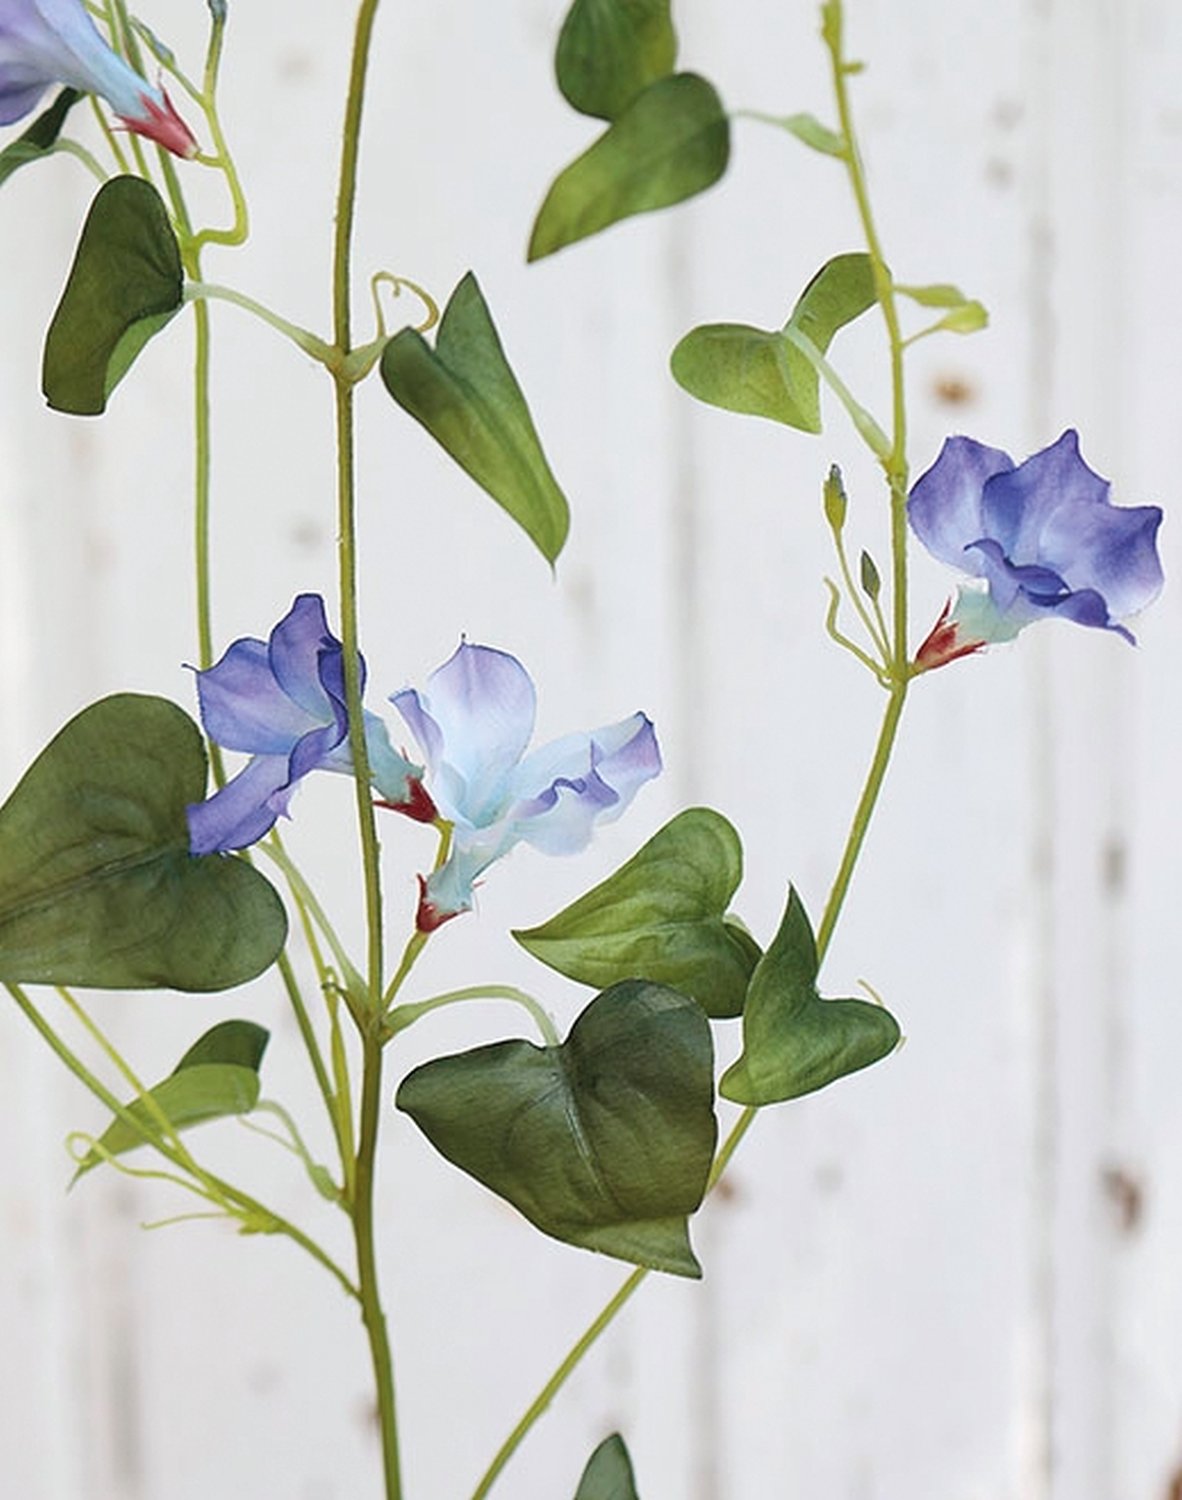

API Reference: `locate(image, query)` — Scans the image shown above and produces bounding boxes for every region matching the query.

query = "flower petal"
[393,642,536,826]
[1040,499,1164,618]
[907,436,1014,573]
[268,594,340,720]
[186,753,295,855]
[194,637,317,754]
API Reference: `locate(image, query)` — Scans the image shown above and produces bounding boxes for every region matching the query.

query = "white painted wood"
[0,1,1179,1497]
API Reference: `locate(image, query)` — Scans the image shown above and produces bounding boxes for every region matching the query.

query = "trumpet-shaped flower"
[391,642,661,930]
[0,0,197,157]
[908,429,1164,670]
[187,595,429,855]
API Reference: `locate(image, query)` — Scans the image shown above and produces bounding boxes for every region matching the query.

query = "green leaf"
[859,549,881,600]
[777,110,846,158]
[894,281,972,308]
[556,0,677,121]
[721,888,900,1105]
[380,272,570,565]
[575,1434,640,1500]
[397,981,717,1276]
[670,251,876,431]
[0,694,288,991]
[0,89,82,190]
[514,808,759,1019]
[74,1020,269,1178]
[42,175,183,415]
[930,300,988,335]
[529,73,730,261]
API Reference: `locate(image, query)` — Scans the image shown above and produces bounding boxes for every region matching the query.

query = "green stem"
[388,986,561,1046]
[184,283,333,363]
[469,1270,647,1500]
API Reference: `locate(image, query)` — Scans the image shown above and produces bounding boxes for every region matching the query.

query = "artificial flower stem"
[184,283,332,363]
[468,1269,647,1500]
[332,7,404,1497]
[387,986,561,1047]
[190,8,251,253]
[5,983,360,1299]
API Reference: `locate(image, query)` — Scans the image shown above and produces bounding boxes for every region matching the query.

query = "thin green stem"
[49,139,108,182]
[469,1270,647,1500]
[184,284,333,363]
[388,986,561,1046]
[190,10,251,252]
[259,837,365,1001]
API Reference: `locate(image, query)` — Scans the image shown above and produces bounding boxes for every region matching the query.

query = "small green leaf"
[380,272,570,564]
[894,281,971,308]
[777,111,846,158]
[397,981,717,1276]
[0,89,82,190]
[931,300,989,335]
[513,808,759,1019]
[670,252,876,431]
[575,1434,640,1500]
[529,73,729,261]
[557,0,677,121]
[721,888,900,1105]
[42,176,183,415]
[0,694,288,991]
[74,1020,269,1178]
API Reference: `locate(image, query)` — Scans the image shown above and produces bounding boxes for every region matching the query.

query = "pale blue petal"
[1041,500,1163,617]
[0,0,163,121]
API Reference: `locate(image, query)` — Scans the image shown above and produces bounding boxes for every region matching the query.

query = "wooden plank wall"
[0,1,1179,1496]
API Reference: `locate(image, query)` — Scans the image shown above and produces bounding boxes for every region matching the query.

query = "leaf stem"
[388,986,561,1047]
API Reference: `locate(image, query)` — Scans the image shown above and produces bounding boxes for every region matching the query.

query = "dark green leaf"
[514,807,758,1019]
[380,272,569,564]
[0,89,82,190]
[670,252,876,431]
[397,981,716,1276]
[859,549,880,600]
[42,175,183,415]
[575,1434,640,1500]
[529,73,729,261]
[0,694,287,990]
[74,1020,269,1177]
[557,0,677,121]
[721,888,900,1105]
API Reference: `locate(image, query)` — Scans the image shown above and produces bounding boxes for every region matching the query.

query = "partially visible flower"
[908,429,1164,671]
[187,594,428,855]
[0,0,197,158]
[390,641,661,930]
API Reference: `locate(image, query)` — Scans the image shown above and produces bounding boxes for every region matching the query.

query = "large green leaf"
[556,0,677,121]
[575,1434,640,1500]
[74,1020,269,1178]
[529,73,729,261]
[670,252,876,431]
[380,272,570,564]
[721,888,900,1105]
[397,981,716,1277]
[514,808,759,1019]
[0,694,287,990]
[42,175,183,415]
[0,89,82,190]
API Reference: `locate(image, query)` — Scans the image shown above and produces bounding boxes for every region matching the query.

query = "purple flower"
[187,595,427,855]
[0,0,197,157]
[391,642,662,929]
[908,430,1164,670]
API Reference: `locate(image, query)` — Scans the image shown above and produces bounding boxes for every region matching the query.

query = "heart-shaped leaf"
[397,981,716,1277]
[671,252,876,431]
[514,807,759,1018]
[575,1434,640,1499]
[74,1020,269,1178]
[380,272,570,564]
[721,888,900,1105]
[529,73,729,261]
[556,0,677,121]
[0,89,82,191]
[0,694,288,990]
[42,175,183,415]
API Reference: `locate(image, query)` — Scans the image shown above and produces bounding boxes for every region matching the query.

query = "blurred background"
[0,0,1180,1496]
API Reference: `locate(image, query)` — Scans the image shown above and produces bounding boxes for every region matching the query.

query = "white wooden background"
[1,1,1180,1496]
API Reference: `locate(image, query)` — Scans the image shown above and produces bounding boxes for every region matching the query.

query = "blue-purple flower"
[187,595,427,855]
[0,0,197,157]
[391,642,662,930]
[908,429,1164,670]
